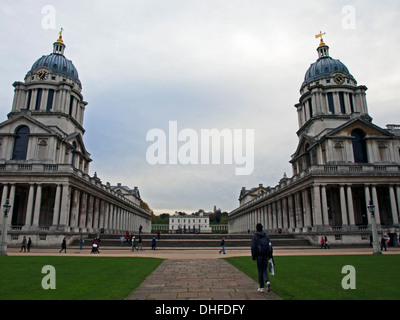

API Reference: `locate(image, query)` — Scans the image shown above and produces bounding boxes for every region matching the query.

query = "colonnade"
[229,183,400,234]
[0,182,151,234]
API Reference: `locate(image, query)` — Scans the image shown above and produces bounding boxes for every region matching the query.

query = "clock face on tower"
[37,70,49,81]
[334,74,345,84]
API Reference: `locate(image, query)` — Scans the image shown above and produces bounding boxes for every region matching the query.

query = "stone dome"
[301,43,355,89]
[26,53,81,87]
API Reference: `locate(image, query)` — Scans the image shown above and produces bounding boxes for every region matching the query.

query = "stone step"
[76,233,311,248]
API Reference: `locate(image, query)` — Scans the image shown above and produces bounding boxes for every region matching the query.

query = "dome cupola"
[25,28,81,88]
[301,32,355,90]
[294,32,369,136]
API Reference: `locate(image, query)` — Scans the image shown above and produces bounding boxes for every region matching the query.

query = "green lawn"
[0,256,163,300]
[225,255,400,300]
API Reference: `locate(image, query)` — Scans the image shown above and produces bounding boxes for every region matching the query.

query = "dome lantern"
[53,28,66,55]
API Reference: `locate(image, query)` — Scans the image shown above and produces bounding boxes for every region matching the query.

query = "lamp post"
[0,199,11,256]
[367,200,381,255]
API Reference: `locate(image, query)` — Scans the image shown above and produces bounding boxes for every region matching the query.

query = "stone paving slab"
[126,259,281,300]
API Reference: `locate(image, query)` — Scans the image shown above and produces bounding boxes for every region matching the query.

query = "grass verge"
[224,255,400,300]
[0,256,163,300]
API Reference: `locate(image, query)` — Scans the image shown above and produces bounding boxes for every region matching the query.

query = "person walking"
[59,237,67,253]
[79,235,84,250]
[219,237,226,254]
[381,235,388,251]
[251,223,272,293]
[138,234,143,251]
[27,237,32,252]
[151,236,157,250]
[20,236,27,253]
[131,235,138,252]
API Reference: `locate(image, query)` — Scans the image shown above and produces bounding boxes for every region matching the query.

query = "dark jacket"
[251,231,270,260]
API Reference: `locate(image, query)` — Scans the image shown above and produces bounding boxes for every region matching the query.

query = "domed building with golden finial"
[229,32,400,247]
[0,30,152,249]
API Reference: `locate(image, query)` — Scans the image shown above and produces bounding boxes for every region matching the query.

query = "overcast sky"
[1,1,399,215]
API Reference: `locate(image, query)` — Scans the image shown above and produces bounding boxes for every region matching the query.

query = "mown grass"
[0,256,163,300]
[225,255,400,300]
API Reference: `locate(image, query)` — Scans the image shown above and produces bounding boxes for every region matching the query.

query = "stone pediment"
[326,117,394,139]
[0,112,57,136]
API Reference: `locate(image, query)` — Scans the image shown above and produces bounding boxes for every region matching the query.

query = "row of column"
[229,183,400,234]
[0,183,151,234]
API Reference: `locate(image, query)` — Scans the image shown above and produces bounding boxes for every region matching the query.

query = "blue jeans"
[256,255,269,288]
[219,245,225,254]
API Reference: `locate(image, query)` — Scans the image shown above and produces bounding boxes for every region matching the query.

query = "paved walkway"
[126,258,281,300]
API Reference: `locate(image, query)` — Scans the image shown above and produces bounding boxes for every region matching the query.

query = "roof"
[301,56,354,89]
[26,53,81,86]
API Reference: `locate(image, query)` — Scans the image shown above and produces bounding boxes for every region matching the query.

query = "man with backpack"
[251,223,273,293]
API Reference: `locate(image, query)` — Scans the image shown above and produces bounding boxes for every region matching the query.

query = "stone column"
[86,195,94,232]
[69,188,80,231]
[58,184,70,231]
[23,184,35,229]
[302,189,312,229]
[321,185,329,226]
[389,186,399,225]
[346,185,356,227]
[312,185,323,227]
[52,184,62,227]
[32,184,42,228]
[7,184,16,229]
[0,185,9,226]
[93,197,100,231]
[288,195,295,229]
[371,185,381,225]
[79,192,88,232]
[339,184,348,226]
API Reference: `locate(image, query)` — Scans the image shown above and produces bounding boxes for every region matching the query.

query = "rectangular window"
[69,96,74,116]
[35,89,42,111]
[327,93,335,114]
[46,89,54,111]
[308,98,313,118]
[349,93,355,113]
[339,92,346,114]
[26,90,32,110]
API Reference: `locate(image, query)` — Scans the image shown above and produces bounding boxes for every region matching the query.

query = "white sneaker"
[266,282,271,292]
[257,288,264,292]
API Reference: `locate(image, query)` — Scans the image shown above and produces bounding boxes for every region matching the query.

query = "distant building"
[169,212,211,233]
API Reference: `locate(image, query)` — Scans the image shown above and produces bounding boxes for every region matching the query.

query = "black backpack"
[258,234,272,256]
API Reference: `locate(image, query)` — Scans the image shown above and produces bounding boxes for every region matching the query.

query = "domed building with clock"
[229,34,400,246]
[0,31,152,247]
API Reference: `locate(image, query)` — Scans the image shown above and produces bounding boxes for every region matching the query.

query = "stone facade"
[0,32,152,247]
[169,212,211,233]
[228,38,400,245]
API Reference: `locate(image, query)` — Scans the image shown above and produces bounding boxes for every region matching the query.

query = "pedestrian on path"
[381,235,388,251]
[79,235,84,250]
[138,235,143,251]
[131,235,138,251]
[151,236,157,250]
[59,237,67,253]
[27,237,32,252]
[251,223,272,293]
[20,236,27,252]
[219,237,226,254]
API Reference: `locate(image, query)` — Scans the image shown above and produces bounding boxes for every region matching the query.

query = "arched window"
[351,129,368,163]
[12,126,30,160]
